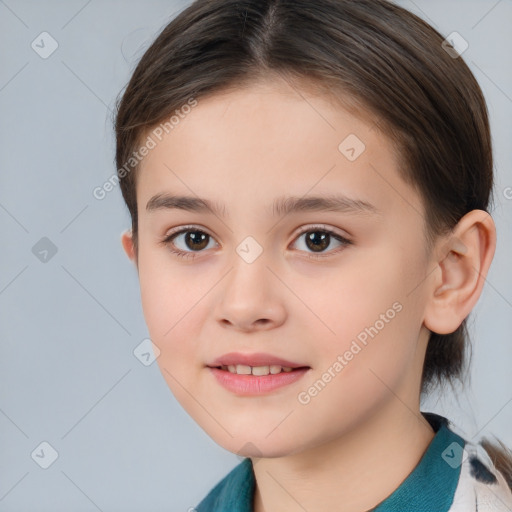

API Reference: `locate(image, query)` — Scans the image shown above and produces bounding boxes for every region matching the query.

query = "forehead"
[135,79,420,221]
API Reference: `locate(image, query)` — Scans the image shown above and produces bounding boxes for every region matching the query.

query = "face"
[123,78,436,458]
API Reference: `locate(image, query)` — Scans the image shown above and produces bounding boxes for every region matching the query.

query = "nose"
[215,250,287,332]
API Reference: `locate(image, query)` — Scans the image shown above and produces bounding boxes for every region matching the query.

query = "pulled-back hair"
[114,0,511,484]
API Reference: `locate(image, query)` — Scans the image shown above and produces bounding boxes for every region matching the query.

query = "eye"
[160,224,352,260]
[291,224,352,259]
[160,225,217,260]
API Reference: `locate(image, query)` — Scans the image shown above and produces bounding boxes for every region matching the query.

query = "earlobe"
[423,210,496,335]
[121,229,136,263]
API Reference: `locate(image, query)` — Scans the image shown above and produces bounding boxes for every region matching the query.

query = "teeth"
[236,364,252,375]
[221,364,295,375]
[251,365,269,376]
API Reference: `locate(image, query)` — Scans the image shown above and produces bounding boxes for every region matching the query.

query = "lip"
[208,367,311,395]
[207,352,308,369]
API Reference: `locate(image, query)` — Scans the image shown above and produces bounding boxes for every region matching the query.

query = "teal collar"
[373,413,464,511]
[196,412,464,511]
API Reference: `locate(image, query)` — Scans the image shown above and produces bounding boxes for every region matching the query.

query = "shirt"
[195,412,512,511]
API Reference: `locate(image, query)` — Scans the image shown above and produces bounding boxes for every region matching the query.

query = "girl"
[115,0,512,510]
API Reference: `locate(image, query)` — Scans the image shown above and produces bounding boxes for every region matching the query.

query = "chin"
[212,431,305,460]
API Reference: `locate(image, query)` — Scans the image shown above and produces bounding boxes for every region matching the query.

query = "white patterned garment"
[449,435,512,511]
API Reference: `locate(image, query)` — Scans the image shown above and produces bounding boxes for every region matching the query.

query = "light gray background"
[0,0,511,510]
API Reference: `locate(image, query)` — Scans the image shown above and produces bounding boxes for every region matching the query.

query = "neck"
[252,401,435,512]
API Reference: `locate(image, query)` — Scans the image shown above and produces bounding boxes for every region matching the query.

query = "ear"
[423,210,496,335]
[121,229,137,266]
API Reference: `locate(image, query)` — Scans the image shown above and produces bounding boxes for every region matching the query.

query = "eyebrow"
[145,193,379,218]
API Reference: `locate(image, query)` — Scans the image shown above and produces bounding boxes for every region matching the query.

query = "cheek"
[136,248,217,377]
[305,244,426,382]
[137,260,192,382]
[137,245,194,335]
[138,262,206,402]
[302,250,405,340]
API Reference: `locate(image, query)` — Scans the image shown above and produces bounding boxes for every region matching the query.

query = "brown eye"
[162,228,217,259]
[291,226,352,259]
[304,231,331,252]
[181,230,210,251]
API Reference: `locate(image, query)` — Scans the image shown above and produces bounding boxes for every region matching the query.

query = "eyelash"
[159,224,353,261]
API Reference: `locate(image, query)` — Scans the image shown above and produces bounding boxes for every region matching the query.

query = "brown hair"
[114,0,511,484]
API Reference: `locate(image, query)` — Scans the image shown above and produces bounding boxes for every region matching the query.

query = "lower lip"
[208,367,310,395]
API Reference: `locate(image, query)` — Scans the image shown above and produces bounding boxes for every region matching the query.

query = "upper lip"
[207,352,309,369]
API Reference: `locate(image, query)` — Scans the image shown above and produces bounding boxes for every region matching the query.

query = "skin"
[121,77,496,512]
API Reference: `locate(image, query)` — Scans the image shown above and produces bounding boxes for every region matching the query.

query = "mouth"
[206,352,312,396]
[208,364,310,376]
[206,352,311,394]
[207,364,311,395]
[207,352,310,374]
